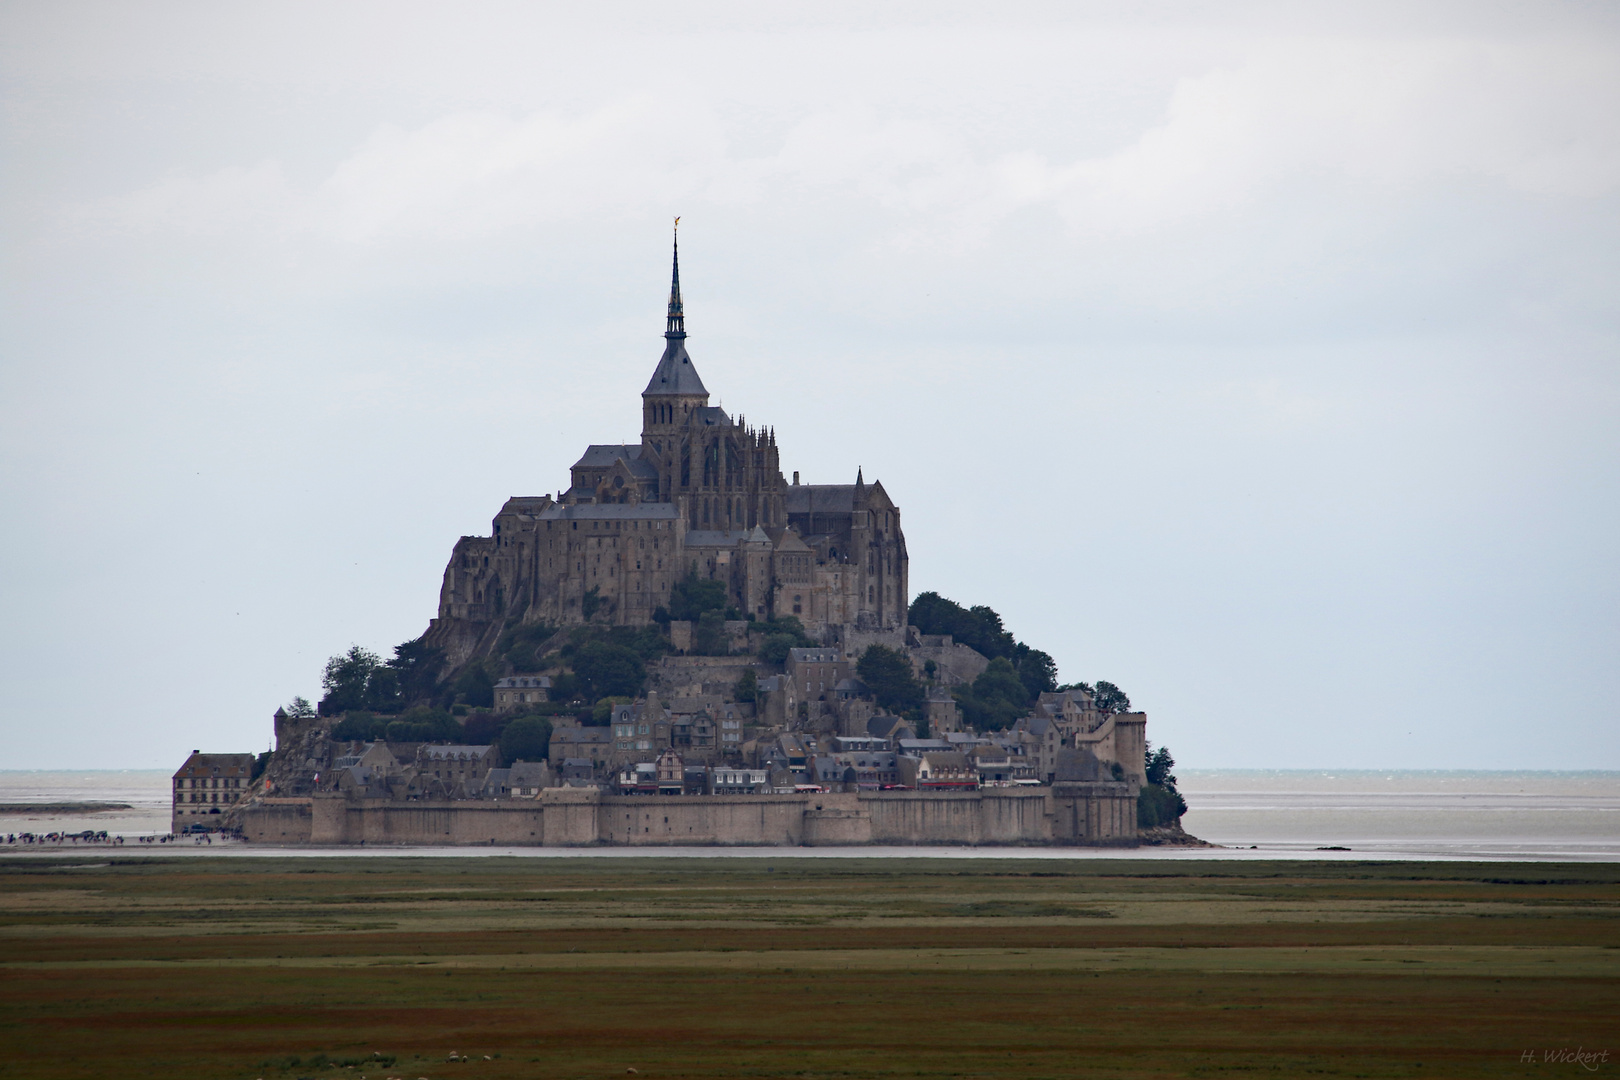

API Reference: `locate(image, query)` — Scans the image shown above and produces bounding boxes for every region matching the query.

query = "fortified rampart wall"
[240,784,1137,847]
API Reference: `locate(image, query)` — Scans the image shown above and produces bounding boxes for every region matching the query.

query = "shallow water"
[1178,769,1620,860]
[0,770,172,838]
[1,769,1616,860]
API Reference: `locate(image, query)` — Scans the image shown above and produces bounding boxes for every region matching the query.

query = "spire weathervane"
[666,217,685,339]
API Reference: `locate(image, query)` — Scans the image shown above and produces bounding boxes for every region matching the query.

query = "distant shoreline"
[0,802,134,814]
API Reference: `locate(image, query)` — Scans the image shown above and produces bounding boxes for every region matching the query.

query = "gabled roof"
[691,405,731,427]
[538,503,678,522]
[552,727,611,743]
[495,676,551,689]
[785,485,856,515]
[773,528,812,552]
[419,744,494,759]
[172,752,255,780]
[508,761,549,784]
[571,444,658,478]
[682,528,752,547]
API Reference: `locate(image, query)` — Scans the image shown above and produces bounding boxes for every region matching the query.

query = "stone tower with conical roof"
[641,223,710,438]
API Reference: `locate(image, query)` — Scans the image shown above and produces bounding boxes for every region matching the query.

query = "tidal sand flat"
[0,857,1614,1079]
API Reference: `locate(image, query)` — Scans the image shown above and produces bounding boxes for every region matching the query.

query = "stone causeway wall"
[238,784,1138,848]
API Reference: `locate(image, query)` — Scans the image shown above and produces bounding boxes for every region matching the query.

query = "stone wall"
[238,798,314,844]
[240,785,1138,848]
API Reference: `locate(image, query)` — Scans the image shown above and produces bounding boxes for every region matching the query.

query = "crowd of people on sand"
[7,830,124,845]
[5,829,244,847]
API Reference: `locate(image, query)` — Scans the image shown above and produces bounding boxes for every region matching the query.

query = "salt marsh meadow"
[0,856,1615,1078]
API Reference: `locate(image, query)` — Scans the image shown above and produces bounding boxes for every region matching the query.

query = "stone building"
[493,675,550,712]
[424,231,908,667]
[172,751,256,831]
[416,744,496,798]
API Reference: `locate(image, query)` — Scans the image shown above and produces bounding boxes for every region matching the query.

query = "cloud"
[60,27,1620,330]
[996,38,1620,237]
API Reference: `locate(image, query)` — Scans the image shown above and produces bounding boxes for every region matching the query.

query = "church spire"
[643,220,707,401]
[665,217,685,339]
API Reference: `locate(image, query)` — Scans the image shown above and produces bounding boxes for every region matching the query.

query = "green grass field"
[0,855,1615,1079]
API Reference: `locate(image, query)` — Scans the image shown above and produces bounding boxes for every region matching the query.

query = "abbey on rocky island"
[426,232,909,665]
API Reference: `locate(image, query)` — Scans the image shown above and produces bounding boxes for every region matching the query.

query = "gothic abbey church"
[425,236,909,664]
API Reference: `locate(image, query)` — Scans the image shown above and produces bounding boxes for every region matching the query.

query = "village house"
[493,675,551,712]
[417,744,497,798]
[712,765,768,794]
[550,724,612,769]
[172,751,257,831]
[898,750,979,791]
[786,647,848,701]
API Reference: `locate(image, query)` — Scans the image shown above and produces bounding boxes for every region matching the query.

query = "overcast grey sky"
[2,1,1616,770]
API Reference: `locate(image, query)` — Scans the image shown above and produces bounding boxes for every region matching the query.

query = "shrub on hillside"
[499,716,553,765]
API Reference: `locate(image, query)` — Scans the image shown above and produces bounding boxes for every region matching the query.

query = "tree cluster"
[952,657,1034,731]
[318,639,447,716]
[909,592,1058,699]
[1137,742,1188,828]
[755,615,817,664]
[910,592,1139,732]
[333,708,555,767]
[655,572,738,625]
[856,645,925,716]
[494,622,557,674]
[329,705,462,744]
[1056,680,1132,713]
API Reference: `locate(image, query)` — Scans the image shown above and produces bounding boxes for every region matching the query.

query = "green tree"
[383,706,462,743]
[330,710,383,741]
[734,666,759,705]
[549,671,582,703]
[1094,681,1132,713]
[759,634,797,664]
[363,666,403,713]
[856,645,925,714]
[581,586,604,620]
[461,712,505,745]
[320,645,381,715]
[1015,649,1058,698]
[284,696,316,719]
[1138,741,1188,827]
[909,592,1061,699]
[499,716,553,765]
[1145,744,1177,790]
[453,663,496,709]
[756,616,816,664]
[952,657,1030,731]
[908,592,1017,659]
[494,623,555,673]
[667,572,729,622]
[387,638,445,703]
[572,642,646,700]
[693,610,728,655]
[591,696,634,724]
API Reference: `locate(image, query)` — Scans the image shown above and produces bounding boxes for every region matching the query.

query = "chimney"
[793,471,799,485]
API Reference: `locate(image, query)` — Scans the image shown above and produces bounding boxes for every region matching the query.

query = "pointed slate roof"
[643,337,708,397]
[644,225,709,398]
